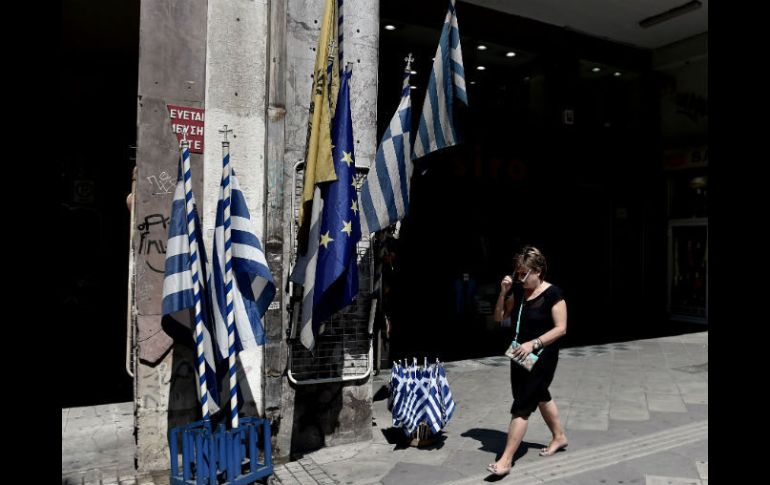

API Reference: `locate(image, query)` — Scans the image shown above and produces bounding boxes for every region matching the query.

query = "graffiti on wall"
[146,171,175,195]
[138,214,169,273]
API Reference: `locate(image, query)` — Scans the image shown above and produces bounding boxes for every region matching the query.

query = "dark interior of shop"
[62,0,139,407]
[378,0,706,362]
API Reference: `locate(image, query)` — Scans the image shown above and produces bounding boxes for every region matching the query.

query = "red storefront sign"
[167,105,205,153]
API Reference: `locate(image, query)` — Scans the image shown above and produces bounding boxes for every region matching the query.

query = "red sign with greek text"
[167,105,205,153]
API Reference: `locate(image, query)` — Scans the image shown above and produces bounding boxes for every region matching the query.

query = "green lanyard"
[514,297,544,356]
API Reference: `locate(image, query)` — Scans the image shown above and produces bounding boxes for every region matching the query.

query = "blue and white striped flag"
[437,363,456,426]
[162,145,221,418]
[401,363,424,436]
[390,362,407,427]
[413,0,468,160]
[211,168,276,353]
[424,365,445,433]
[359,68,413,235]
[211,161,276,417]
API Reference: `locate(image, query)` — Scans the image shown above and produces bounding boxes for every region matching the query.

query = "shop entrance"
[377,0,668,364]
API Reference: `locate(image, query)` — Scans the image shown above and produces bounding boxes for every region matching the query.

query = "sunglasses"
[513,269,532,282]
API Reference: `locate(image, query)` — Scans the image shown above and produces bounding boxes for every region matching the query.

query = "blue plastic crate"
[168,417,273,485]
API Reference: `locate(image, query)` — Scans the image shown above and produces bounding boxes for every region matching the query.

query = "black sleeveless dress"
[508,284,565,417]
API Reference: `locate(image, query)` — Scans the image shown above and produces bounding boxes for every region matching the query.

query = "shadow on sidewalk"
[461,427,543,462]
[373,384,389,402]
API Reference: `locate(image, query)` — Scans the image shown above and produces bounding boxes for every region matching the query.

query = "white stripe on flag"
[165,234,189,259]
[421,92,436,155]
[363,164,388,231]
[360,72,413,234]
[432,51,454,148]
[162,272,193,296]
[293,186,323,350]
[382,138,406,218]
[236,346,264,417]
[413,0,467,161]
[231,243,266,265]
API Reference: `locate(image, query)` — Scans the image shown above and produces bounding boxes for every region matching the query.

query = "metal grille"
[288,163,374,384]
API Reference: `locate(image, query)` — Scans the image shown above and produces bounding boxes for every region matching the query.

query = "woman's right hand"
[501,276,513,294]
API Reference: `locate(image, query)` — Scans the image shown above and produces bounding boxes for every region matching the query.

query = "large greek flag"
[413,0,467,160]
[212,162,276,416]
[161,147,220,417]
[211,168,276,353]
[359,70,413,235]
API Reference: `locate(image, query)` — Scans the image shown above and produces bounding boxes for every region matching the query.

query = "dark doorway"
[61,0,139,407]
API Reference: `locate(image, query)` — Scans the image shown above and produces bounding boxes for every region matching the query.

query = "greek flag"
[437,363,456,425]
[161,147,220,417]
[401,362,425,436]
[413,0,467,160]
[359,69,413,235]
[211,164,276,414]
[212,160,276,416]
[390,362,407,427]
[425,366,445,433]
[389,360,455,435]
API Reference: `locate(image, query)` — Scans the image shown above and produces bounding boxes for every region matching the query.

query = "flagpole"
[180,134,211,422]
[219,125,240,429]
[404,52,414,85]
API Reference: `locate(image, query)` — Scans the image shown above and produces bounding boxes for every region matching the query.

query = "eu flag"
[312,65,362,325]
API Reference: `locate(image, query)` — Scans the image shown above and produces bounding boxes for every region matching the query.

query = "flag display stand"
[389,359,456,446]
[168,417,273,485]
[408,423,440,448]
[164,129,277,485]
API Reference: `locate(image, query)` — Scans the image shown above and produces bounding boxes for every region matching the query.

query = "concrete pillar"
[282,0,380,455]
[202,0,271,418]
[134,0,209,471]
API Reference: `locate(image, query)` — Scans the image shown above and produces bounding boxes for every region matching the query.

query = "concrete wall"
[286,0,379,170]
[284,0,380,454]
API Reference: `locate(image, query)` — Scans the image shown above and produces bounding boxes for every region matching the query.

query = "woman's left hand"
[513,341,535,360]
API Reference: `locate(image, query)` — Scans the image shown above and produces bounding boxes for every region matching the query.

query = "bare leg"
[490,416,528,473]
[538,400,568,456]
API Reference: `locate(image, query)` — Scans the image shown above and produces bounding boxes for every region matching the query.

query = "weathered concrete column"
[134,0,209,472]
[282,0,380,454]
[201,0,271,418]
[135,0,274,471]
[263,0,294,461]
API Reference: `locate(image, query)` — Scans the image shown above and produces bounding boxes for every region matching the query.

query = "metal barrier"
[288,162,374,384]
